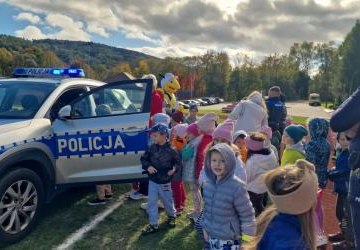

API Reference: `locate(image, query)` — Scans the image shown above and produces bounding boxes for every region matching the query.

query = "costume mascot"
[158,73,183,115]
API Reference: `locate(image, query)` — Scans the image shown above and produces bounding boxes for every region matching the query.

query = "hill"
[0,35,156,69]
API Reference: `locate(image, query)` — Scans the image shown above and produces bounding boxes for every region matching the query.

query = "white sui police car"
[0,68,152,243]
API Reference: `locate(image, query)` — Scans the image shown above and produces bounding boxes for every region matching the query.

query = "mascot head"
[160,73,180,94]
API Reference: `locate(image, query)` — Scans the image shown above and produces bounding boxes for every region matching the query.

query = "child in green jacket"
[280,124,308,167]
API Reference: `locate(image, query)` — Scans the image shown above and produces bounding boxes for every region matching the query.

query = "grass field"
[73,190,202,250]
[5,184,202,250]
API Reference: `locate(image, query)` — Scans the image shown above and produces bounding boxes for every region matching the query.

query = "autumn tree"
[133,59,150,77]
[339,20,360,97]
[0,48,13,76]
[40,50,64,67]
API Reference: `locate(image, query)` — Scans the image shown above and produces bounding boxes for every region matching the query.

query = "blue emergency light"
[12,68,85,78]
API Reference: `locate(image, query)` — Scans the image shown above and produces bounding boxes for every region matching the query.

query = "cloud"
[45,13,90,41]
[14,12,41,24]
[7,0,360,57]
[87,23,109,37]
[15,25,46,39]
[130,45,263,66]
[14,13,91,41]
[130,46,205,58]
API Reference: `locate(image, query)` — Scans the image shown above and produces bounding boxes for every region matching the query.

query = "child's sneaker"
[140,202,148,210]
[129,191,147,200]
[316,232,328,247]
[141,224,159,235]
[328,232,344,242]
[87,198,106,206]
[140,201,165,210]
[332,240,356,250]
[104,194,113,200]
[167,216,176,227]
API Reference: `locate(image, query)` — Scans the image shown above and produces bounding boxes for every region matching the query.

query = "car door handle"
[124,126,139,131]
[123,126,145,135]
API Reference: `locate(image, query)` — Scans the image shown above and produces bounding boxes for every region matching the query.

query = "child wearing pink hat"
[245,132,278,216]
[212,119,235,144]
[181,123,203,219]
[260,125,279,162]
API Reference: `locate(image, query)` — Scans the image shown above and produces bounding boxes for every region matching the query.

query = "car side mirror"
[58,105,71,119]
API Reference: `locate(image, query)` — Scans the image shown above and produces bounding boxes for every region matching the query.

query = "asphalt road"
[286,101,332,119]
[199,100,332,119]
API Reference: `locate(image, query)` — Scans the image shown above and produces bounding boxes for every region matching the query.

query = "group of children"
[141,103,351,249]
[137,98,353,249]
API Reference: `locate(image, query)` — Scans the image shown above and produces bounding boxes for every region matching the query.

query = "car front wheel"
[0,168,44,244]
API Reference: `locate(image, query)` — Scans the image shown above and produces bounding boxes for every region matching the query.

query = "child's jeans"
[336,193,354,243]
[96,185,112,199]
[204,238,240,250]
[349,168,360,247]
[171,180,186,212]
[147,180,176,225]
[248,191,265,216]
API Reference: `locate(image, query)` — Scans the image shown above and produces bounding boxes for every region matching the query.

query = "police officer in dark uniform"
[330,87,360,249]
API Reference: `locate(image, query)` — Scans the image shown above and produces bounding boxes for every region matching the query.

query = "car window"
[0,81,56,119]
[50,87,87,121]
[71,82,147,118]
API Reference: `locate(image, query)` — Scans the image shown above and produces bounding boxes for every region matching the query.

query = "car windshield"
[0,81,56,119]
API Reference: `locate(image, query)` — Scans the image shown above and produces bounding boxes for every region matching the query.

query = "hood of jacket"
[308,118,329,139]
[249,94,264,108]
[288,142,305,155]
[205,143,236,184]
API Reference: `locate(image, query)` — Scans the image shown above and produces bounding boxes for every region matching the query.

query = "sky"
[0,0,359,60]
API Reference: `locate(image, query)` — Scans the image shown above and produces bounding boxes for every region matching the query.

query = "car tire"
[0,168,44,244]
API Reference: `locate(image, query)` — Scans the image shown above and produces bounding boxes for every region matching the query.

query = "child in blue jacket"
[328,132,355,249]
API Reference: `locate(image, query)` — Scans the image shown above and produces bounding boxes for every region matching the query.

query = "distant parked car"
[178,101,190,109]
[181,100,191,105]
[309,93,321,106]
[196,98,208,106]
[215,97,224,103]
[200,97,214,105]
[210,97,219,104]
[189,99,201,106]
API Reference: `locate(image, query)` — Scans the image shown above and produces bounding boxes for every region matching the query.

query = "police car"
[0,68,152,243]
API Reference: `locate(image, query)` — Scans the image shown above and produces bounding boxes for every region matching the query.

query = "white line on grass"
[56,193,128,250]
